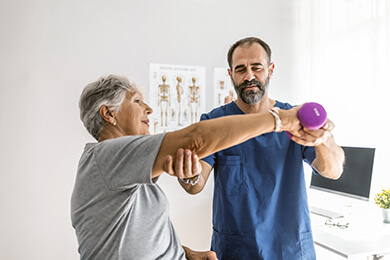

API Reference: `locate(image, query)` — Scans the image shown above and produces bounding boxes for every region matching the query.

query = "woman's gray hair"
[79,74,140,140]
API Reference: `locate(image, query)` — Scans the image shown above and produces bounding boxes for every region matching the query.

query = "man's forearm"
[313,135,345,179]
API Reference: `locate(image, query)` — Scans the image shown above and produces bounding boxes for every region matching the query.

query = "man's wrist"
[180,173,201,186]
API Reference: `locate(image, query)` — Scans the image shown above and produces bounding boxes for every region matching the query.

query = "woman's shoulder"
[98,134,166,147]
[88,134,166,160]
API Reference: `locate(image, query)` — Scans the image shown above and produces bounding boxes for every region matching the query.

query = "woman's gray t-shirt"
[71,134,186,259]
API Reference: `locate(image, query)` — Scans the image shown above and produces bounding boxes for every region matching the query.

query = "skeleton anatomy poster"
[213,67,236,107]
[149,63,206,134]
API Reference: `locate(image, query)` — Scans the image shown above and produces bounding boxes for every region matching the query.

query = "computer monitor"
[310,146,376,201]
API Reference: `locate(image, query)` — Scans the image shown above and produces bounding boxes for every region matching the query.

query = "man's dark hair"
[227,37,272,69]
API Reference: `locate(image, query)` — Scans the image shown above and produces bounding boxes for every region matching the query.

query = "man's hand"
[290,119,335,147]
[182,246,218,260]
[163,148,202,180]
[290,118,344,179]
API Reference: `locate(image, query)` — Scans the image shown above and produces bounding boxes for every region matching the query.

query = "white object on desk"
[310,205,344,219]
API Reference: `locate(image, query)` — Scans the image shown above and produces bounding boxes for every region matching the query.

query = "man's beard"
[233,76,270,105]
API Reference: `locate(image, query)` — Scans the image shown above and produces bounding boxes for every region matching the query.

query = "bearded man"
[178,37,344,260]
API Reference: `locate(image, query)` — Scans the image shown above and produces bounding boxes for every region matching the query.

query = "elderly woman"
[71,74,302,259]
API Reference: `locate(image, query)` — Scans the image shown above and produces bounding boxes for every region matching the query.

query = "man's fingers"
[175,148,185,178]
[192,153,201,174]
[183,149,193,178]
[165,149,201,179]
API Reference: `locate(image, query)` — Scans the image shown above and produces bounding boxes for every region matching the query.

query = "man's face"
[229,43,274,105]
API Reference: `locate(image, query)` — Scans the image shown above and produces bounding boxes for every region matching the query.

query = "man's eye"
[253,67,262,71]
[134,99,140,103]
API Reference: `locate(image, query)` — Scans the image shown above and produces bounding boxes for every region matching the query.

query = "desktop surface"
[310,205,390,258]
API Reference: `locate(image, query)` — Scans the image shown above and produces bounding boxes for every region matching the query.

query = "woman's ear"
[99,105,116,126]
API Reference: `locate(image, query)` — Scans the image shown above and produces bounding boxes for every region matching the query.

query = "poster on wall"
[213,67,236,108]
[149,63,206,134]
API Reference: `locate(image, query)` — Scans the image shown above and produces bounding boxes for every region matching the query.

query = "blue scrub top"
[201,101,317,260]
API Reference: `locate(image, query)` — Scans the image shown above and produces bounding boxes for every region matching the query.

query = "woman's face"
[115,91,153,136]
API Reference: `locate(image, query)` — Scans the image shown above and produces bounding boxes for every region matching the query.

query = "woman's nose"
[145,103,153,115]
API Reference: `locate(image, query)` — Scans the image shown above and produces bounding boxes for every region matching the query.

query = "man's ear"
[227,68,234,85]
[268,62,275,79]
[227,68,232,77]
[99,105,116,126]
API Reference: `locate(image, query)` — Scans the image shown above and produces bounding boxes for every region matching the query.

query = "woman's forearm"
[152,107,300,177]
[184,113,275,158]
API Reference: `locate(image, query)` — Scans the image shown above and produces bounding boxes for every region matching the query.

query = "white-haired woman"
[71,74,302,259]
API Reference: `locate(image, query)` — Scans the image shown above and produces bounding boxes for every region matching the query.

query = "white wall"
[0,0,300,258]
[297,0,390,202]
[1,0,388,259]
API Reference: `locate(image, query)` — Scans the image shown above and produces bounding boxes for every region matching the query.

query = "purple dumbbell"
[286,102,327,139]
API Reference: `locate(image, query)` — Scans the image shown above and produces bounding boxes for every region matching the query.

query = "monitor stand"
[309,206,344,219]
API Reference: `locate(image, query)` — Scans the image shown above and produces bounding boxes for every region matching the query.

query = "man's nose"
[243,69,255,81]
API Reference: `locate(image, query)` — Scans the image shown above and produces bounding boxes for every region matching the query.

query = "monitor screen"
[310,146,375,201]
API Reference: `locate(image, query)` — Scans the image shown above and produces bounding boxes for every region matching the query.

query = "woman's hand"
[182,246,218,260]
[163,148,202,180]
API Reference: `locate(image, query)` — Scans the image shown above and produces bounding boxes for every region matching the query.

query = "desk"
[311,209,390,259]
